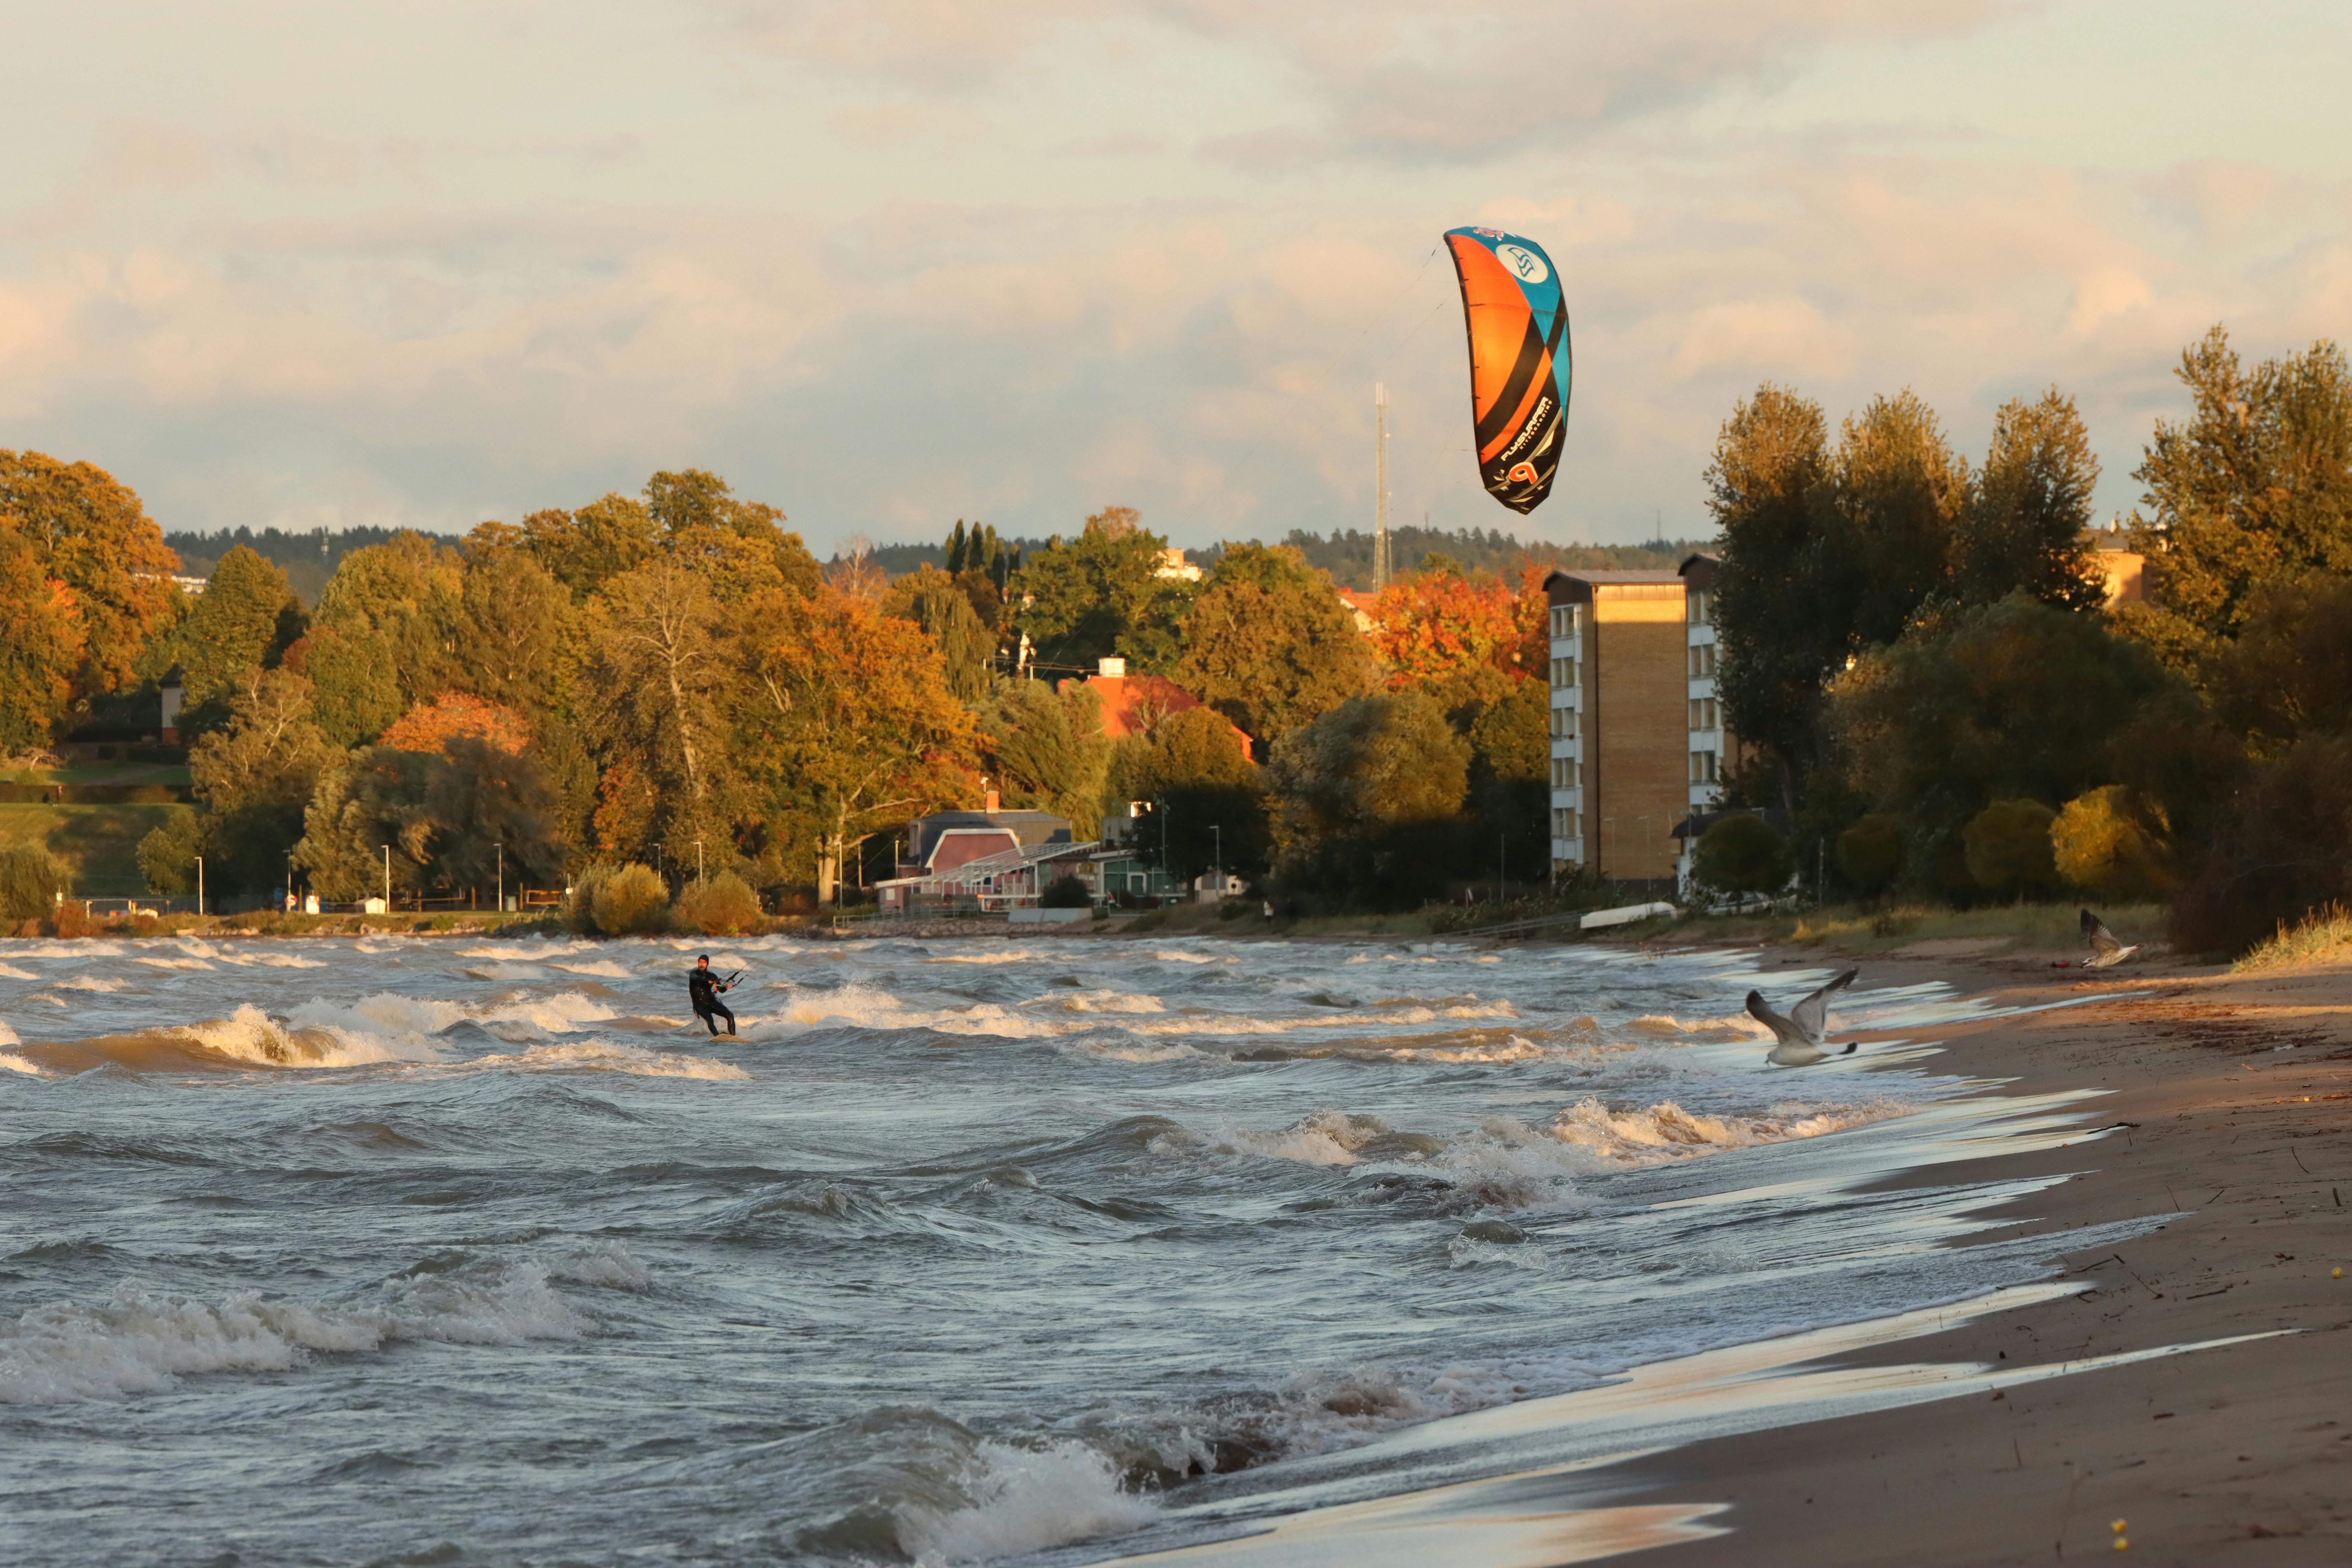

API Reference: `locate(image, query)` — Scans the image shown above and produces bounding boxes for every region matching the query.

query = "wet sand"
[1612,944,2352,1565]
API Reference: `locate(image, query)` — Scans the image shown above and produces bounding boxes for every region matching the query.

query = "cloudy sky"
[4,1,2349,555]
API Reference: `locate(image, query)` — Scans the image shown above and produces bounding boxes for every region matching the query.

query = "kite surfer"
[688,955,738,1037]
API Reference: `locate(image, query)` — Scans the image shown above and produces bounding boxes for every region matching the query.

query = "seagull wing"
[2081,908,2123,959]
[1745,989,1798,1045]
[1788,969,1858,1046]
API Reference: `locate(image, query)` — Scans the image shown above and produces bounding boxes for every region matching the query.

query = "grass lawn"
[0,802,196,895]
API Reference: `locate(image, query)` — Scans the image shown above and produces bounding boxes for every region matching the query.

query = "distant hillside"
[1278,527,1712,590]
[166,526,411,608]
[865,538,1056,577]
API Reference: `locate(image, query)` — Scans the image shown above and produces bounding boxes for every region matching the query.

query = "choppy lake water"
[0,932,2117,1566]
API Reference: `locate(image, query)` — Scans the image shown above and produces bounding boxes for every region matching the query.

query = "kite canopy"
[1443,227,1571,515]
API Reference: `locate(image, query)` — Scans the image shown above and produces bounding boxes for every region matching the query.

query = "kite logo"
[1496,244,1549,285]
[1506,462,1540,486]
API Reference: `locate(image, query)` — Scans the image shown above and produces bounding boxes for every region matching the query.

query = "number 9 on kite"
[1444,227,1571,515]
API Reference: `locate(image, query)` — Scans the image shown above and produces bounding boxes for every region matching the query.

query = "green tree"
[1466,673,1548,862]
[1107,706,1269,883]
[296,736,563,903]
[297,624,403,747]
[1174,542,1370,747]
[521,494,658,601]
[458,527,572,715]
[1836,812,1905,895]
[2207,572,2352,754]
[1830,594,2181,893]
[647,468,823,601]
[172,545,304,732]
[1692,814,1796,897]
[0,450,180,706]
[0,844,70,923]
[1820,389,1967,650]
[1962,799,2061,898]
[882,564,997,701]
[1708,386,1835,801]
[980,679,1110,838]
[1267,690,1468,907]
[1013,507,1193,671]
[136,810,205,896]
[1955,390,2105,611]
[188,668,339,894]
[313,532,465,711]
[2132,327,2352,643]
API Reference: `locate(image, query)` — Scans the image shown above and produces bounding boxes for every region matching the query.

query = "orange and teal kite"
[1444,227,1570,515]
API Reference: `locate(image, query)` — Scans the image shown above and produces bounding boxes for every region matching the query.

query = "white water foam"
[13,942,124,957]
[135,956,214,970]
[0,1263,595,1404]
[0,962,35,978]
[554,960,632,978]
[899,1439,1156,1567]
[1547,1096,1916,1167]
[470,1042,750,1081]
[54,976,130,993]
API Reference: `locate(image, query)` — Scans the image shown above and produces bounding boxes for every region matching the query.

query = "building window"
[1552,807,1580,839]
[1549,706,1579,738]
[1688,588,1711,625]
[1690,749,1719,784]
[1550,757,1580,789]
[1549,655,1577,688]
[1688,697,1719,732]
[1688,643,1717,677]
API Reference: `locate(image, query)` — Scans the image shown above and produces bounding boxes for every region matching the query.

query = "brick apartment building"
[1543,556,1751,887]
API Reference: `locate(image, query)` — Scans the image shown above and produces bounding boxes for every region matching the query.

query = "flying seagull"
[2079,909,2139,968]
[1746,969,1860,1066]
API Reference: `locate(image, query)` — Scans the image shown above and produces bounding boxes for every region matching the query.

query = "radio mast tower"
[1373,382,1391,590]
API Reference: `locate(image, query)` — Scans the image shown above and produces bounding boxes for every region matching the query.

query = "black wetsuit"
[688,968,736,1036]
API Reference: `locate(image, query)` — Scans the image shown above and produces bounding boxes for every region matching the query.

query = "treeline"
[1279,526,1701,588]
[1708,324,2352,953]
[3,461,1566,911]
[167,525,409,608]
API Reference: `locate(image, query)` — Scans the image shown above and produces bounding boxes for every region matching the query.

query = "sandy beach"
[1568,940,2352,1566]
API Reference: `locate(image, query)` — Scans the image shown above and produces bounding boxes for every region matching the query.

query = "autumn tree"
[647,468,823,601]
[0,526,84,751]
[0,450,179,735]
[1368,559,1526,717]
[734,585,981,903]
[1174,542,1370,748]
[1013,507,1193,671]
[293,626,403,748]
[1818,391,1968,650]
[457,526,571,714]
[574,558,733,863]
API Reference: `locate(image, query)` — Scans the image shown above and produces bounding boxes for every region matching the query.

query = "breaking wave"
[0,1245,650,1404]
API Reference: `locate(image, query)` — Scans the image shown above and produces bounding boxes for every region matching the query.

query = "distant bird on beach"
[1746,969,1860,1066]
[2079,909,2140,968]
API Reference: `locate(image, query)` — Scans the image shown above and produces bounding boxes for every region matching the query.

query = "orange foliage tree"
[379,692,533,756]
[1370,561,1548,700]
[734,584,982,902]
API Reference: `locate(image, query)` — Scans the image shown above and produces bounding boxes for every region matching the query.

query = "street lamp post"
[381,844,391,911]
[495,843,504,915]
[195,855,204,918]
[1211,824,1222,901]
[695,838,704,887]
